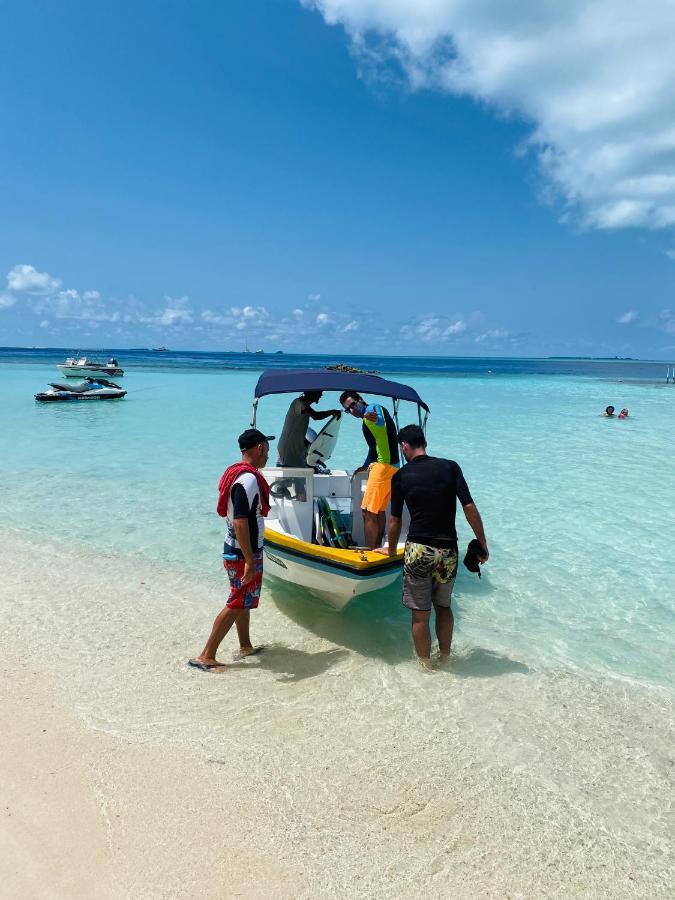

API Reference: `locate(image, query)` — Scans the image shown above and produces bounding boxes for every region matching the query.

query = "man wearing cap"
[378,424,489,670]
[189,428,274,672]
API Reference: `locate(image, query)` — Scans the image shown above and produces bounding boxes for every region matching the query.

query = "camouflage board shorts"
[402,541,458,612]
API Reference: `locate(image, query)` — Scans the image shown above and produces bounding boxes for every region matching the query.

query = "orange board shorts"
[362,462,398,514]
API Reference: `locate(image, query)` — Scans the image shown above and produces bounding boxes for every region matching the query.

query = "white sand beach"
[1,527,673,898]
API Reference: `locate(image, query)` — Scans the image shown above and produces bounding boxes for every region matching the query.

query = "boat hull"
[35,390,127,401]
[263,532,402,611]
[56,366,124,378]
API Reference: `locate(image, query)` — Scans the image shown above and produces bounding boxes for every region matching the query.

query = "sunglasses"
[343,400,359,414]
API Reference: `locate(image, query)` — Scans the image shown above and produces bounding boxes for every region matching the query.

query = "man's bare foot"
[418,657,435,673]
[233,646,264,661]
[188,657,227,672]
[437,652,451,667]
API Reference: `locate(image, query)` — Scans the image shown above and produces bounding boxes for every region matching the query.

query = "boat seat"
[49,381,92,392]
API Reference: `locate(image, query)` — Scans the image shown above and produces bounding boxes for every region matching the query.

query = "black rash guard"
[222,481,261,558]
[390,455,473,548]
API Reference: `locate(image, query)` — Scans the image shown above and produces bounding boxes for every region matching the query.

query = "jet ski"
[35,377,127,402]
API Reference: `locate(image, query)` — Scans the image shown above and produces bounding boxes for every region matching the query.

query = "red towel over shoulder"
[217,463,271,518]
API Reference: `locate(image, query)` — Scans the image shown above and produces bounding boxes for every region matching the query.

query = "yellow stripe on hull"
[264,528,403,571]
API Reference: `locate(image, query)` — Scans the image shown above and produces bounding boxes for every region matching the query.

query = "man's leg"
[411,610,433,669]
[434,604,454,662]
[432,554,457,664]
[363,509,381,549]
[195,606,243,666]
[376,511,386,546]
[192,556,259,668]
[235,609,253,654]
[234,555,264,656]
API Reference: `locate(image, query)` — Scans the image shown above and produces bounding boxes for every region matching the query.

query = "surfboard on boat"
[306,413,341,468]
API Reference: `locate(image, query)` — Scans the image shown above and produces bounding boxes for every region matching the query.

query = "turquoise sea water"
[2,350,674,690]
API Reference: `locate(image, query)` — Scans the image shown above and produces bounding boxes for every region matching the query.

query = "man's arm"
[233,517,256,583]
[357,418,377,471]
[363,403,385,426]
[379,515,402,556]
[307,407,341,421]
[462,503,489,562]
[376,473,403,555]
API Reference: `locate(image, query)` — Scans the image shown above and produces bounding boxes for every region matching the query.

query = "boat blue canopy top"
[253,369,429,412]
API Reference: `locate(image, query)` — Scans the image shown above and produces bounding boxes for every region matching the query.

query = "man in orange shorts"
[340,390,399,548]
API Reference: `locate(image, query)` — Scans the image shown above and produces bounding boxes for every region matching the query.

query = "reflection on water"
[268,575,529,678]
[267,575,411,664]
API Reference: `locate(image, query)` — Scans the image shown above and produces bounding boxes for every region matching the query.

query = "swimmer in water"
[603,405,615,417]
[618,408,629,419]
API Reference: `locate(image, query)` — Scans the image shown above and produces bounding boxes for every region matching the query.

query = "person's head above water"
[339,390,366,418]
[397,424,427,462]
[604,405,615,416]
[302,390,323,404]
[619,408,629,418]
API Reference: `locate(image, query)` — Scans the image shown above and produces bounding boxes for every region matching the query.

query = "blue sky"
[1,0,674,357]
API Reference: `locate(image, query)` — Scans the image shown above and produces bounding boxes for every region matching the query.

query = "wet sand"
[1,528,673,898]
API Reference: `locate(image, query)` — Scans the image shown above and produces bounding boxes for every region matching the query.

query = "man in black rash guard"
[378,424,489,670]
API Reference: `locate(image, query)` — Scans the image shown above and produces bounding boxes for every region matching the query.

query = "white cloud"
[443,319,466,336]
[665,248,675,260]
[307,293,321,302]
[139,295,194,328]
[343,319,358,332]
[227,304,269,331]
[293,308,304,318]
[157,307,192,326]
[316,312,331,326]
[414,316,441,341]
[0,293,16,309]
[36,288,121,322]
[402,314,470,342]
[475,328,509,343]
[201,310,232,326]
[660,309,675,335]
[8,264,61,294]
[617,310,638,324]
[39,320,49,328]
[231,304,268,320]
[304,0,675,230]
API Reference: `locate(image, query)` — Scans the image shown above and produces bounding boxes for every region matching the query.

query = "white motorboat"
[252,369,429,610]
[35,377,127,402]
[56,356,124,378]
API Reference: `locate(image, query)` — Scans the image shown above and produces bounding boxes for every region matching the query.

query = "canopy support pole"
[251,398,258,427]
[393,398,400,430]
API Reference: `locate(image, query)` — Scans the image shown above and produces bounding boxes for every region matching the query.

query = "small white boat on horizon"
[56,356,124,378]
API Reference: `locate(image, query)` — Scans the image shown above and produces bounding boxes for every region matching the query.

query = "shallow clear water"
[2,355,674,690]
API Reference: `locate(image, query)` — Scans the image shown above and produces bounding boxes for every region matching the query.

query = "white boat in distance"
[56,356,124,378]
[252,368,429,611]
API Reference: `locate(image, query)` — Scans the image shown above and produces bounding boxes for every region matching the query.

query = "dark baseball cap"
[238,428,275,450]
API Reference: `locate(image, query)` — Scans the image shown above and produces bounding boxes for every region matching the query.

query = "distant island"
[324,363,380,375]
